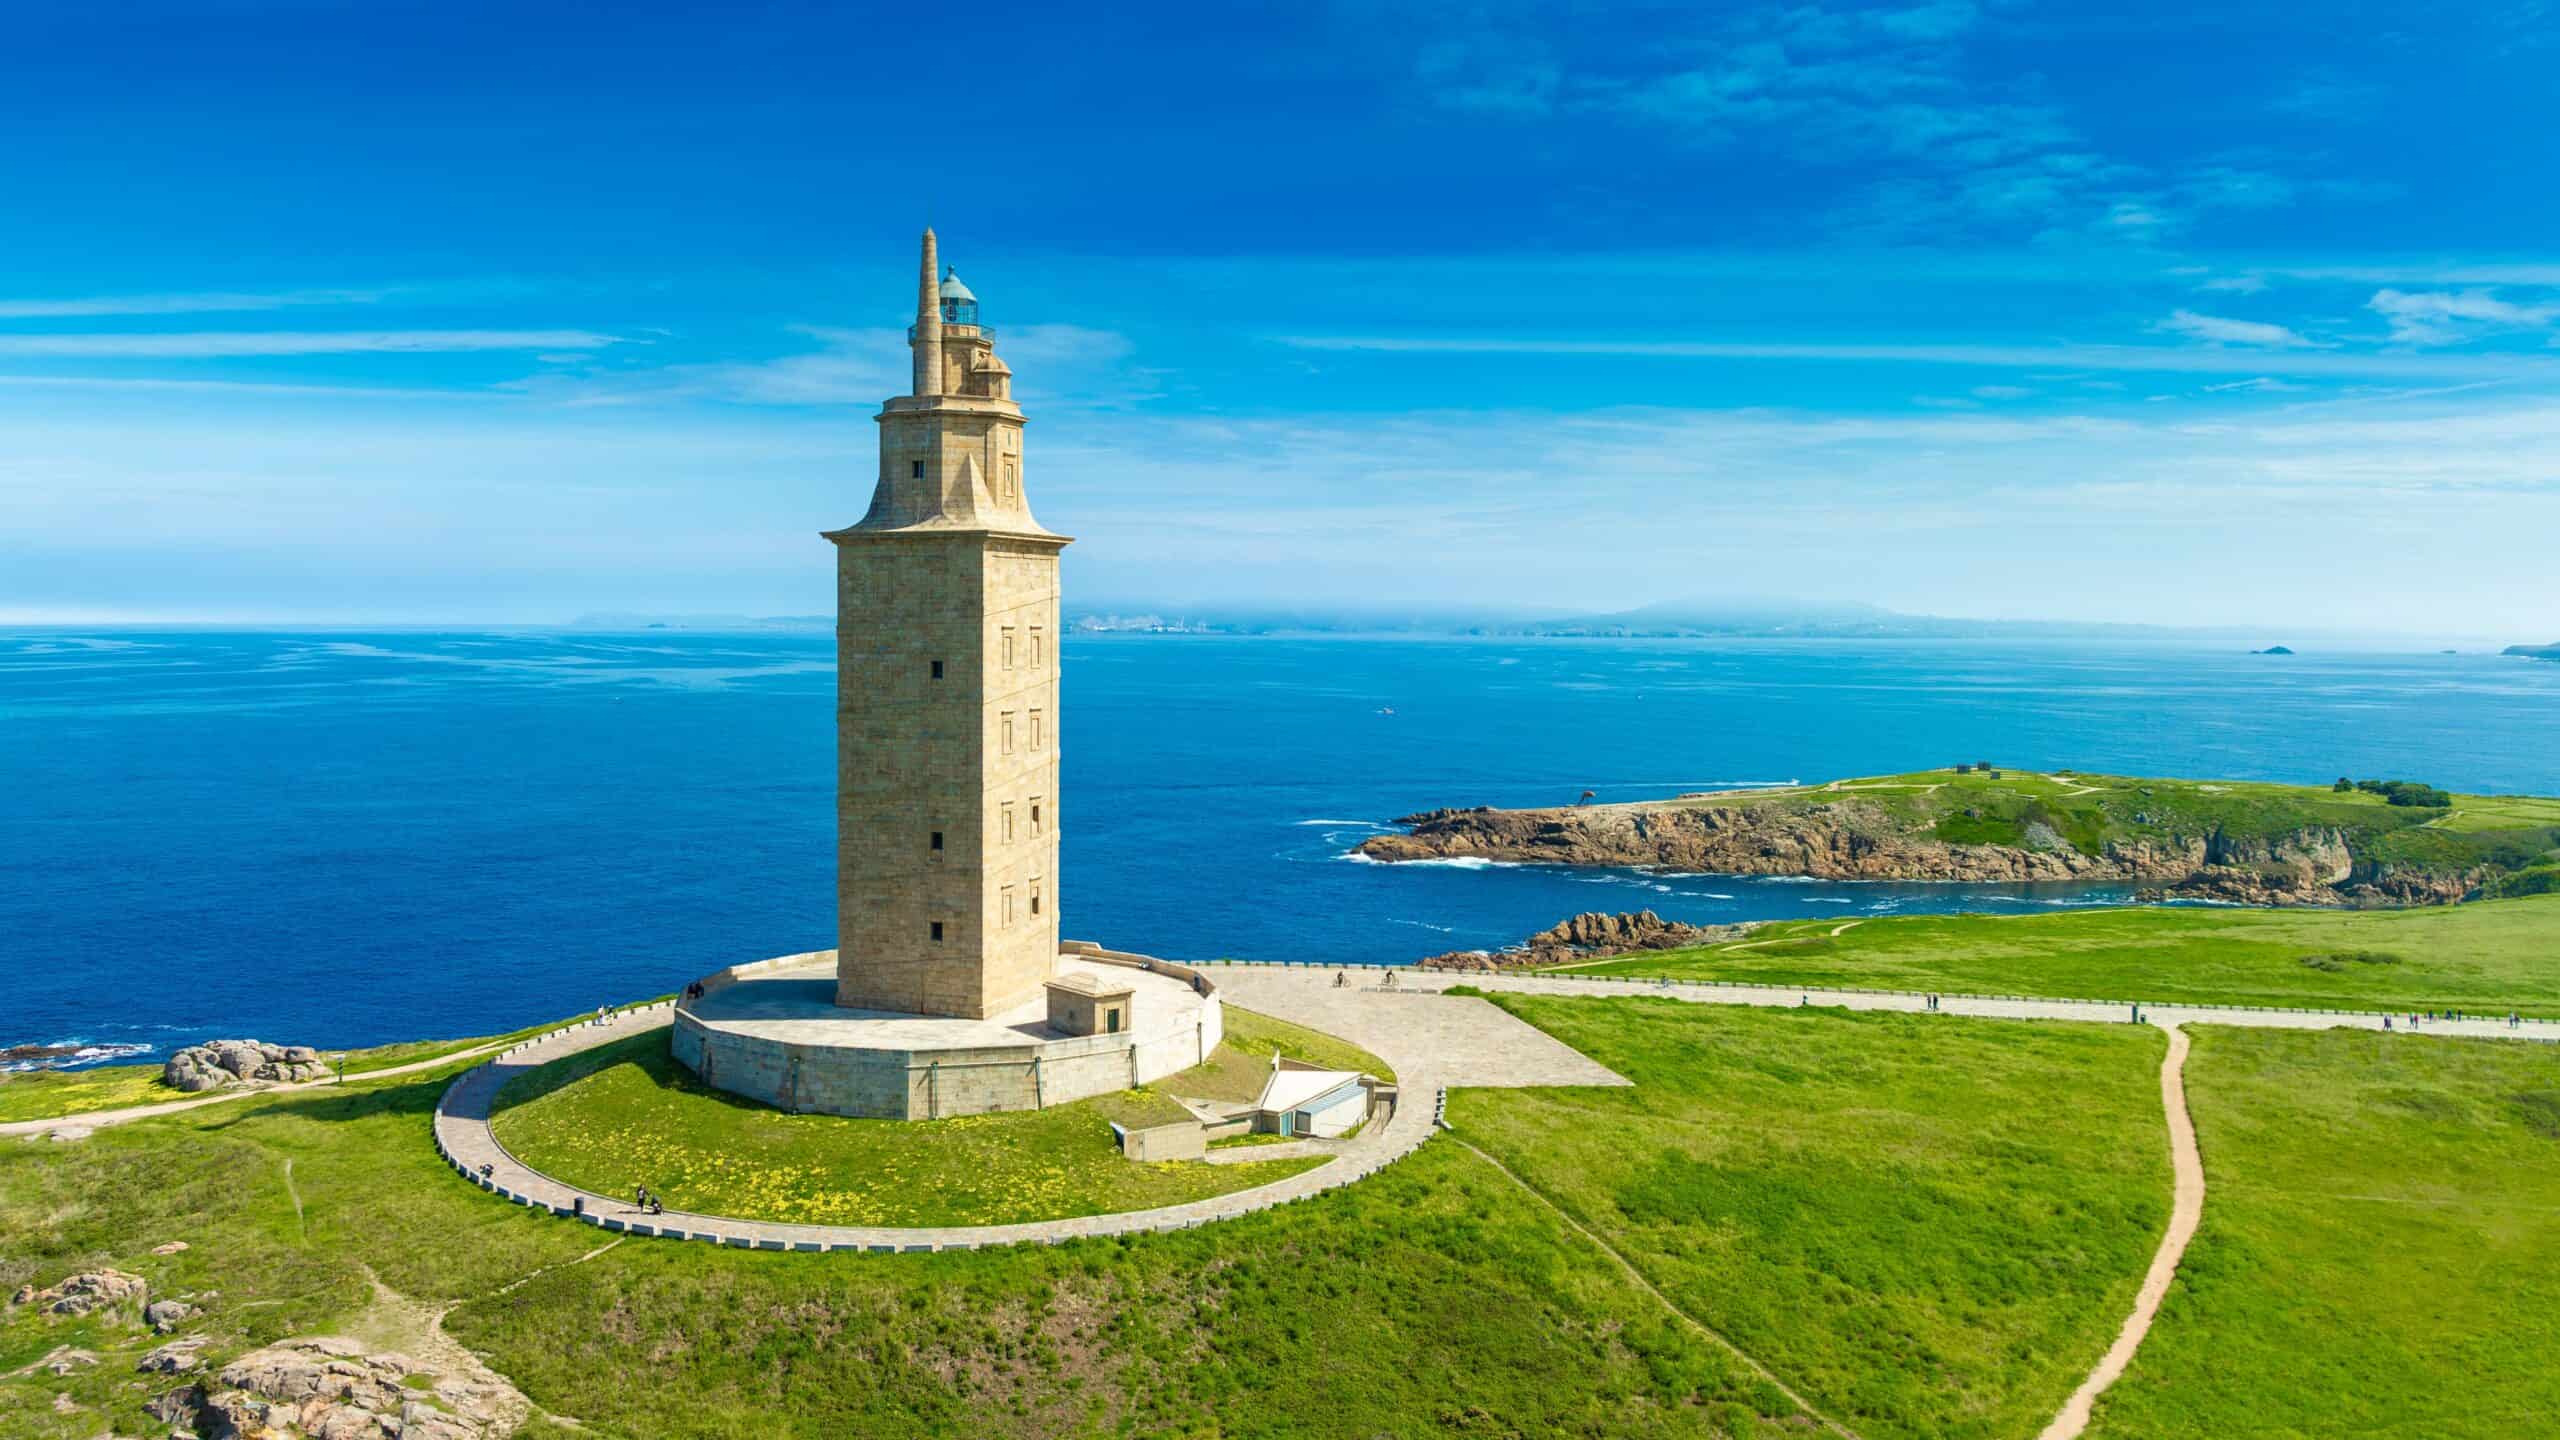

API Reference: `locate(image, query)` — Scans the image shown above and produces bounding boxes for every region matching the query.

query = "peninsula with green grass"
[1360,767,2560,906]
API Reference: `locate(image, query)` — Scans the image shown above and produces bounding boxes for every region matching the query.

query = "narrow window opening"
[910,460,924,479]
[1001,713,1015,754]
[1030,628,1044,666]
[930,659,944,680]
[930,830,943,852]
[1030,709,1044,750]
[930,921,944,942]
[1031,800,1043,834]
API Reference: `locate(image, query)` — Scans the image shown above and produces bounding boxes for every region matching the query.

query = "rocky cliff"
[1359,798,2473,908]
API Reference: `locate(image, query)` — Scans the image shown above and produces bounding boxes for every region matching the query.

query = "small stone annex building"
[670,232,1223,1120]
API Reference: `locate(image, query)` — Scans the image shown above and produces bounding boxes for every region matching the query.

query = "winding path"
[426,981,1624,1252]
[0,1035,534,1140]
[2037,1023,2203,1440]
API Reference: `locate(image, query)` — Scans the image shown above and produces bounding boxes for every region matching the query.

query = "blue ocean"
[6,631,2558,1064]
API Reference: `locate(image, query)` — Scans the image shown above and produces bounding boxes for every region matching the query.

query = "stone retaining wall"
[429,1003,1446,1252]
[668,943,1224,1120]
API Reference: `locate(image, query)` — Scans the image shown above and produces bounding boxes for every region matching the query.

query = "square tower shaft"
[824,230,1069,1020]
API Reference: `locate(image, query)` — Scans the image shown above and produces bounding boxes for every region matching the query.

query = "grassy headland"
[1571,893,2560,1015]
[0,1002,669,1126]
[1,1028,1800,1439]
[1362,768,2560,906]
[2087,1026,2560,1438]
[1448,995,2171,1440]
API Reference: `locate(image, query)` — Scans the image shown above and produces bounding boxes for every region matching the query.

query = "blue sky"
[4,0,2557,636]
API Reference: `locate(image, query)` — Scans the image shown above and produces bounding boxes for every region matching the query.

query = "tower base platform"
[670,942,1223,1121]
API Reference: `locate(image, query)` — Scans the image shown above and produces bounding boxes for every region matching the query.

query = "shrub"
[2353,778,2454,808]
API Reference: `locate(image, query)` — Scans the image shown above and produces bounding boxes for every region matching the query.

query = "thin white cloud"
[1269,332,2537,379]
[0,374,482,400]
[0,330,626,357]
[2367,288,2560,346]
[2155,309,2324,349]
[0,288,389,319]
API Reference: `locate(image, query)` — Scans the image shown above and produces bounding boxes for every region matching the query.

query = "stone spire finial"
[912,228,942,397]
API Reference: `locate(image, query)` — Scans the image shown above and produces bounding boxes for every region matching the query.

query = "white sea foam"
[1334,850,1382,865]
[1296,818,1389,828]
[1390,919,1458,933]
[1,1040,153,1073]
[1804,897,1855,905]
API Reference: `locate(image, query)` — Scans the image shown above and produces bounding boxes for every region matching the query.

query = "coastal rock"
[1421,910,1754,971]
[163,1041,330,1093]
[0,1042,83,1063]
[12,1268,147,1317]
[150,1337,507,1440]
[1362,800,2450,909]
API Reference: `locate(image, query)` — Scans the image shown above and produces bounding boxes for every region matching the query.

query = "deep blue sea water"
[5,630,2558,1063]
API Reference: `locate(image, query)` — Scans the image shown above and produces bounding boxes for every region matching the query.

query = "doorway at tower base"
[669,943,1223,1121]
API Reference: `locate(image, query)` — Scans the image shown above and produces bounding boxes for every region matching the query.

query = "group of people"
[632,1185,666,1216]
[2386,1009,2526,1031]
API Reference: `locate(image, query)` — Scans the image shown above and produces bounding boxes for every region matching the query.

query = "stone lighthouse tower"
[824,231,1069,1020]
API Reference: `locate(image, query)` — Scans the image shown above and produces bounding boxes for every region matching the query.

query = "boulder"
[137,1336,210,1375]
[182,1337,502,1439]
[163,1040,327,1092]
[146,1298,197,1332]
[12,1268,147,1317]
[152,1241,190,1256]
[1421,910,1755,971]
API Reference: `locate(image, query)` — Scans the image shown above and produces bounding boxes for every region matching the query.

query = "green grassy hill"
[1742,768,2560,887]
[1367,767,2560,904]
[1573,892,2560,1014]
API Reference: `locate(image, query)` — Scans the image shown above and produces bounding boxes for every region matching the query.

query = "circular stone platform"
[670,945,1221,1120]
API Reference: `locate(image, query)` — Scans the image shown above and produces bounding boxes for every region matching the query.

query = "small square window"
[930,659,944,680]
[910,460,924,479]
[930,921,944,942]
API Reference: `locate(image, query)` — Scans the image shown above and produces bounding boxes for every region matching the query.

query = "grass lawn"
[481,1005,1393,1227]
[1451,995,2171,1440]
[2087,1026,2560,1439]
[1572,893,2560,1015]
[1164,1004,1395,1106]
[0,999,673,1126]
[0,1038,1804,1439]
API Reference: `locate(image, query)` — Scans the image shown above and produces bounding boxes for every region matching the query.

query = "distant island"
[1358,768,2560,908]
[2505,642,2560,662]
[2253,645,2294,655]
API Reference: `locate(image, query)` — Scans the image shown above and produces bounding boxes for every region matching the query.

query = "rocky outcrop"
[138,1336,211,1375]
[163,1040,328,1093]
[149,1337,510,1440]
[11,1268,147,1317]
[1421,909,1756,971]
[1362,801,2453,908]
